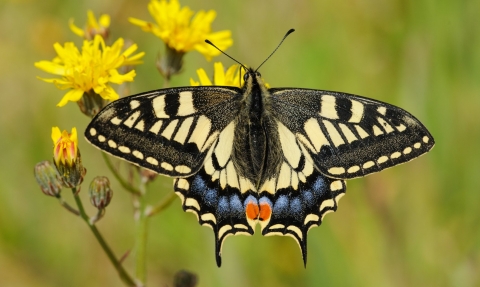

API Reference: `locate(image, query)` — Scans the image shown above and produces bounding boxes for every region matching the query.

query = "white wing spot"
[355,125,369,139]
[132,150,144,159]
[188,115,212,151]
[396,124,407,132]
[201,213,217,224]
[377,117,395,133]
[98,135,106,142]
[118,146,131,153]
[304,214,320,225]
[414,142,421,149]
[152,95,169,118]
[320,199,335,211]
[130,100,140,110]
[320,95,339,119]
[347,166,360,173]
[123,111,141,128]
[287,226,303,240]
[185,198,201,210]
[174,117,194,144]
[146,157,158,165]
[339,123,358,143]
[423,136,430,143]
[108,140,117,148]
[177,178,190,191]
[377,156,389,164]
[149,120,163,135]
[135,120,145,131]
[363,161,375,169]
[161,119,179,140]
[89,128,97,136]
[391,152,401,159]
[276,162,291,190]
[373,125,384,136]
[330,180,343,191]
[175,165,192,174]
[218,225,233,239]
[349,100,364,123]
[110,117,122,125]
[278,121,302,168]
[214,122,235,167]
[323,120,345,147]
[161,162,174,171]
[403,147,412,154]
[177,91,196,116]
[377,106,387,115]
[303,118,329,152]
[328,167,345,175]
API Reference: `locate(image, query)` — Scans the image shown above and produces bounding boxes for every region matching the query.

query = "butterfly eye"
[256,72,262,77]
[243,73,250,81]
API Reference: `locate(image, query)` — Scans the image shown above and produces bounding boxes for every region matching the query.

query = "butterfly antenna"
[255,28,295,72]
[205,39,248,71]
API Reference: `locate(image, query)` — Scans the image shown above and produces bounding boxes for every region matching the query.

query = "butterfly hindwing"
[174,122,258,266]
[269,88,435,179]
[257,119,346,265]
[85,86,242,176]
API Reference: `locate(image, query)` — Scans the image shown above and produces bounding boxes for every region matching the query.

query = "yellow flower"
[51,127,86,188]
[52,127,78,167]
[190,62,244,87]
[129,0,232,60]
[69,10,110,40]
[190,62,270,88]
[35,35,145,107]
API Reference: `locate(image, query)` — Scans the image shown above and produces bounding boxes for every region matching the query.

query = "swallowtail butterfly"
[85,30,434,266]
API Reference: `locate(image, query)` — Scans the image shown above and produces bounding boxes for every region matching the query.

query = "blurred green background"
[1,0,479,286]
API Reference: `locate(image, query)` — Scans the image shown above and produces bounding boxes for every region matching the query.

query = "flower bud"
[76,91,108,117]
[157,45,185,80]
[89,176,113,209]
[52,127,86,187]
[34,161,63,197]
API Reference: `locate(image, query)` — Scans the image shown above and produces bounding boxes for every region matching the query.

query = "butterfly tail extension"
[258,170,346,266]
[174,164,257,267]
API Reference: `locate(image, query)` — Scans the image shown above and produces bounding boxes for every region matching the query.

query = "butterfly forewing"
[85,86,242,177]
[269,88,435,179]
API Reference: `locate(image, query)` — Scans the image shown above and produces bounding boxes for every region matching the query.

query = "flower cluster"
[130,0,232,60]
[35,36,144,108]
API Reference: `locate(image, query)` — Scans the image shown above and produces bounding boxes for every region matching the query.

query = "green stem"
[102,152,141,195]
[134,179,149,285]
[57,196,79,215]
[71,187,137,287]
[146,192,177,217]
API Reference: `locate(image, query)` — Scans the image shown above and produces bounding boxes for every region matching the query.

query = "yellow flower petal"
[99,14,110,28]
[196,68,212,86]
[57,89,84,107]
[51,127,61,145]
[132,0,232,59]
[36,35,144,107]
[69,19,85,37]
[213,62,225,85]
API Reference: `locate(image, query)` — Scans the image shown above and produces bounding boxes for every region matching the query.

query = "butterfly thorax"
[231,71,282,189]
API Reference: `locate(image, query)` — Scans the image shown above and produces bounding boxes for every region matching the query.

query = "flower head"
[89,176,113,209]
[190,62,245,87]
[35,35,144,107]
[69,10,110,40]
[34,161,64,197]
[129,0,232,60]
[52,127,78,167]
[51,127,86,188]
